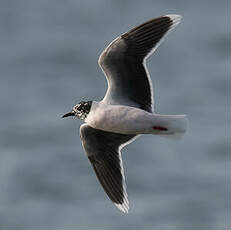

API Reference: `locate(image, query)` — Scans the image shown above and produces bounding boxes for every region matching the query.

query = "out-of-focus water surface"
[1,0,231,229]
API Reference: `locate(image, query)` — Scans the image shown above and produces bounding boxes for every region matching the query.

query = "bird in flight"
[62,14,187,213]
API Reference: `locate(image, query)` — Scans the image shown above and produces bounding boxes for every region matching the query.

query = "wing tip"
[114,192,130,213]
[114,201,129,214]
[165,14,182,26]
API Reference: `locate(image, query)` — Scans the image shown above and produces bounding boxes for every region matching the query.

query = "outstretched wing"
[80,124,137,213]
[98,14,182,112]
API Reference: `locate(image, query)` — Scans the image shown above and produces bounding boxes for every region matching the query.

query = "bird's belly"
[86,105,153,134]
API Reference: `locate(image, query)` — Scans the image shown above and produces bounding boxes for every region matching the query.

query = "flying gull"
[62,14,187,213]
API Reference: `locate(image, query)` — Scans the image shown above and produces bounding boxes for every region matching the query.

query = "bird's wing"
[98,14,181,113]
[80,124,137,213]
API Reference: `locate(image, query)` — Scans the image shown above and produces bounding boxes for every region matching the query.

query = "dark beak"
[62,112,75,118]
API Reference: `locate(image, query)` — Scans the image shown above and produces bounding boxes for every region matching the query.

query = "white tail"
[151,114,188,139]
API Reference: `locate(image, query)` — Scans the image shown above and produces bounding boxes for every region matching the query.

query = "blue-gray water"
[1,0,231,229]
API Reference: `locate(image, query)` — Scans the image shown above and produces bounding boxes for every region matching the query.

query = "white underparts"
[85,102,187,137]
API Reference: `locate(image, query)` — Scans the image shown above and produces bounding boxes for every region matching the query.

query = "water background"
[1,0,231,229]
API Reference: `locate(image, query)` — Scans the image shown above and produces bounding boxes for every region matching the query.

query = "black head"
[62,101,92,120]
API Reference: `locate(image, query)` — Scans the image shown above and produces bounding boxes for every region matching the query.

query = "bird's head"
[62,101,92,120]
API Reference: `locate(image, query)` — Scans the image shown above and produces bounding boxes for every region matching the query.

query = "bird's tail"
[151,114,188,139]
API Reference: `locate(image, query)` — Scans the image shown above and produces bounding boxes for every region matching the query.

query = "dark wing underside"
[80,124,136,213]
[98,15,181,112]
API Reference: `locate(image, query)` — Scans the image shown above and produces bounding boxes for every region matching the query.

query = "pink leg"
[152,126,168,131]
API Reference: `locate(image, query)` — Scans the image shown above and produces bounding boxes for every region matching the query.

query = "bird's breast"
[85,104,153,134]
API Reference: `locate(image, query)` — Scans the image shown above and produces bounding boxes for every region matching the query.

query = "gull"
[62,14,187,213]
